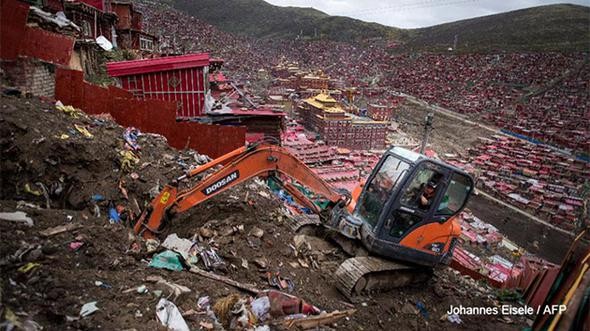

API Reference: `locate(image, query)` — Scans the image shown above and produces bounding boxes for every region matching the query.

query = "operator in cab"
[404,180,438,211]
[419,180,438,209]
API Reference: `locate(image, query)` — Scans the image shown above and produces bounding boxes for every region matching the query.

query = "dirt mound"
[1,94,527,330]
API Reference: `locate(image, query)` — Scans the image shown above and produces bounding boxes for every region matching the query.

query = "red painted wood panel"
[21,26,74,66]
[0,0,29,61]
[54,68,245,158]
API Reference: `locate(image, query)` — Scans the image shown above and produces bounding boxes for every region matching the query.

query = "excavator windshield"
[356,154,410,228]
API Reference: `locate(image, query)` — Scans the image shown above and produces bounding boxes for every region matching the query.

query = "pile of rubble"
[452,210,556,287]
[0,93,533,329]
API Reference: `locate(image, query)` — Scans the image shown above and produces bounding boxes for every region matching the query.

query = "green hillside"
[172,0,402,42]
[403,4,590,52]
[169,1,589,51]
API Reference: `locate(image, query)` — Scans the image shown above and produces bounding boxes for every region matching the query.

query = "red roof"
[211,72,227,83]
[107,53,210,77]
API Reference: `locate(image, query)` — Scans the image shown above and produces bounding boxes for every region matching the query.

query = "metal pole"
[420,112,433,154]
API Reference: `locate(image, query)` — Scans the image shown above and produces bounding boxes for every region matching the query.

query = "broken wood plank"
[39,223,82,237]
[188,267,260,294]
[282,309,356,329]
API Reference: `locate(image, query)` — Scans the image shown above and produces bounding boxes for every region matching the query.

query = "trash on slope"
[149,250,184,271]
[123,127,142,151]
[80,301,99,317]
[155,298,190,331]
[0,211,34,227]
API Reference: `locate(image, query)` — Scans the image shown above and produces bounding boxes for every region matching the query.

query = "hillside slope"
[171,0,402,42]
[403,4,590,52]
[169,1,589,51]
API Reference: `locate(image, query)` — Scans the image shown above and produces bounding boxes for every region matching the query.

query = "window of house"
[140,37,153,51]
[82,21,92,37]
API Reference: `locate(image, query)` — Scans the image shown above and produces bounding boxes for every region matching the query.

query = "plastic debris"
[447,313,463,324]
[108,203,120,224]
[124,127,142,151]
[0,211,34,227]
[149,250,184,271]
[155,298,190,331]
[137,285,148,294]
[119,150,140,171]
[250,296,270,321]
[16,201,42,210]
[94,281,112,289]
[197,296,211,311]
[146,238,160,253]
[96,35,113,51]
[55,101,83,118]
[91,194,105,202]
[74,124,93,139]
[162,233,194,261]
[18,262,41,273]
[148,181,161,198]
[416,301,429,319]
[264,290,320,317]
[80,301,99,317]
[198,246,226,271]
[69,241,84,251]
[24,183,42,196]
[267,272,295,292]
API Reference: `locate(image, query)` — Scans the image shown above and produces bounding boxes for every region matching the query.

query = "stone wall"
[1,59,56,98]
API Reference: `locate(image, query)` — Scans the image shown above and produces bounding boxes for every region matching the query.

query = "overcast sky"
[265,0,590,28]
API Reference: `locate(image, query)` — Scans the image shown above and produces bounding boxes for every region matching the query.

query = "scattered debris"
[155,298,190,331]
[146,275,192,300]
[39,223,82,237]
[0,211,34,226]
[149,250,184,271]
[162,233,194,261]
[249,226,264,238]
[282,309,356,329]
[80,301,99,317]
[189,267,260,295]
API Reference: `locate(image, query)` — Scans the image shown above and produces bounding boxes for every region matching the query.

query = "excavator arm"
[134,143,345,238]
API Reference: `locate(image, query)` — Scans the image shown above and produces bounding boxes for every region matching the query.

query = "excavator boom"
[134,143,345,238]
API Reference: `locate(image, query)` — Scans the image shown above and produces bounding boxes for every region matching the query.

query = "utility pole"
[420,113,433,154]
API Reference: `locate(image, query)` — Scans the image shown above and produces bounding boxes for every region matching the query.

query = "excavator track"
[335,256,431,302]
[287,214,322,234]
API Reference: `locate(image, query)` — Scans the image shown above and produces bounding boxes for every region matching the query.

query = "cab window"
[436,172,472,216]
[400,166,443,211]
[357,155,410,228]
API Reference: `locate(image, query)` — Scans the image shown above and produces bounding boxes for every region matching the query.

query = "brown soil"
[467,194,571,264]
[1,94,528,330]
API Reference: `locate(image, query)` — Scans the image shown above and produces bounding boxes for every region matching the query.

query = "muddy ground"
[396,101,489,156]
[467,194,571,264]
[0,94,531,330]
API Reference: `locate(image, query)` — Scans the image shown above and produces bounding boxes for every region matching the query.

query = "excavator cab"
[335,147,474,267]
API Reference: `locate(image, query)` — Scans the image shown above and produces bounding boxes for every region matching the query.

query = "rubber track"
[335,256,414,301]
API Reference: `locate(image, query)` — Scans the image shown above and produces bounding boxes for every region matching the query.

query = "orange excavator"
[134,141,474,299]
